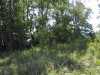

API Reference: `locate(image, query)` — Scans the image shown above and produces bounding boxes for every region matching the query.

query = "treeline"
[0,0,95,50]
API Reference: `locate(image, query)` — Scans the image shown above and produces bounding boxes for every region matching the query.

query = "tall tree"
[0,0,29,49]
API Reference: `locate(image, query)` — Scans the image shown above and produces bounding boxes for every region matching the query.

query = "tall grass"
[0,35,100,75]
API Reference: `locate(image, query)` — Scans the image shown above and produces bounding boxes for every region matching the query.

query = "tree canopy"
[0,0,95,50]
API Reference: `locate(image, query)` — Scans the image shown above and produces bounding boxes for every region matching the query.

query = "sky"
[78,0,100,32]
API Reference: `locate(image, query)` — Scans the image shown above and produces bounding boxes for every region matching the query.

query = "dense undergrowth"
[0,35,100,75]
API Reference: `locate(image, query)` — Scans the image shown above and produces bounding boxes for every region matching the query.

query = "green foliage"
[0,35,100,75]
[0,0,32,49]
[0,0,99,75]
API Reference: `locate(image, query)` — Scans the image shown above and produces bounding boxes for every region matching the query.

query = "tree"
[26,0,95,44]
[0,0,95,50]
[0,0,30,50]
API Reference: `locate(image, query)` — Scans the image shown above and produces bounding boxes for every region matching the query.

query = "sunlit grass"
[0,36,100,75]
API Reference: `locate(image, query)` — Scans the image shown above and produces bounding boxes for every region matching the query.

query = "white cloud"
[80,0,100,32]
